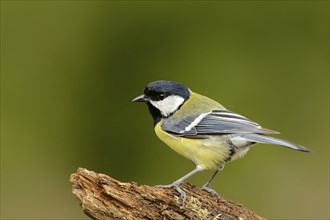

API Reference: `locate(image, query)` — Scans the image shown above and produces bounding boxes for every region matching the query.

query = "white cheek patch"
[150,95,185,117]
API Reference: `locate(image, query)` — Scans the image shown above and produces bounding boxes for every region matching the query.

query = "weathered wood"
[70,168,265,220]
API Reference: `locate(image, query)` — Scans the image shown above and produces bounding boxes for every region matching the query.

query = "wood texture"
[70,168,265,220]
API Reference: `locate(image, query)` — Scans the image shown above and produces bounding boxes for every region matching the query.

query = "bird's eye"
[158,93,166,100]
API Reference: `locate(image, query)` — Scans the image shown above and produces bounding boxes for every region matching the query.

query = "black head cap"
[144,80,190,101]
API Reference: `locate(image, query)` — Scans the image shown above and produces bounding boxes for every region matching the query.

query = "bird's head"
[132,80,190,119]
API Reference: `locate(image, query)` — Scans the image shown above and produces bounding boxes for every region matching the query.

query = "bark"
[70,167,265,220]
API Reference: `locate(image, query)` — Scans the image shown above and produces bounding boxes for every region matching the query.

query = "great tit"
[133,80,310,199]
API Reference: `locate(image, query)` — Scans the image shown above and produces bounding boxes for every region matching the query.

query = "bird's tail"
[240,133,310,152]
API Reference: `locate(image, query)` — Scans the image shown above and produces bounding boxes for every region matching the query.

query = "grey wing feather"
[238,133,310,152]
[162,109,310,152]
[188,110,278,135]
[162,115,199,135]
[162,109,278,136]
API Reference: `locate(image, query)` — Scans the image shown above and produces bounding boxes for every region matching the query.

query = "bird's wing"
[162,109,278,137]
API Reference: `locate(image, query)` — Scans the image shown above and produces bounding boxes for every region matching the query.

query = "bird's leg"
[202,163,225,196]
[156,165,204,201]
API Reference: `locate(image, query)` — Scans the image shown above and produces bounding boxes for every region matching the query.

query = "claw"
[201,164,224,197]
[202,185,219,197]
[173,185,187,201]
[154,165,204,202]
[156,184,187,201]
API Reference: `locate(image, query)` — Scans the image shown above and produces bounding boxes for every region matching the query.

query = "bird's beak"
[132,94,148,102]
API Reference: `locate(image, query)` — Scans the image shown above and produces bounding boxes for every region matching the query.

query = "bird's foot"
[156,183,187,201]
[202,185,219,197]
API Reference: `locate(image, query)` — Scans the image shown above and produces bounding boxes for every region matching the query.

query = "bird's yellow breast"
[155,122,230,170]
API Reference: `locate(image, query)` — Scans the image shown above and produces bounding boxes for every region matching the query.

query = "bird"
[132,80,310,200]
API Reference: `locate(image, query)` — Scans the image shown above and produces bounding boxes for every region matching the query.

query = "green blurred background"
[1,1,329,219]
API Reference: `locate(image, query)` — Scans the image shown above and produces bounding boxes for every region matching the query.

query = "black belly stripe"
[224,147,235,162]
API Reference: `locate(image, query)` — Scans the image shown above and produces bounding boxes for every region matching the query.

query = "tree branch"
[70,168,265,220]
